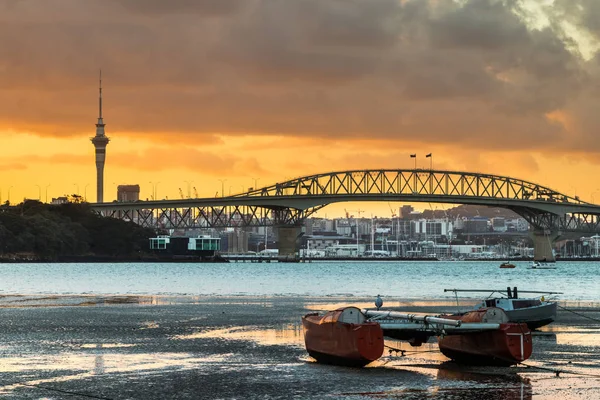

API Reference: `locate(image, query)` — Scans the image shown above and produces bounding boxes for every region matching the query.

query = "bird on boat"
[375,295,383,310]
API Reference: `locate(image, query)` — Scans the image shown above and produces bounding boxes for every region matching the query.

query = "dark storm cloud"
[0,0,598,153]
[429,0,529,50]
[111,0,246,16]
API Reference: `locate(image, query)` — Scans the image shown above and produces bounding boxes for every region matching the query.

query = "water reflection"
[538,325,600,346]
[436,362,533,400]
[0,294,295,308]
[383,338,448,363]
[173,323,305,347]
[531,332,557,344]
[305,299,477,313]
[0,350,234,396]
[94,343,105,375]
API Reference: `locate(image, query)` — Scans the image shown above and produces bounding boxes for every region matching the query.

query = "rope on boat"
[557,304,600,323]
[0,381,115,400]
[517,361,600,378]
[384,343,600,379]
[384,343,442,356]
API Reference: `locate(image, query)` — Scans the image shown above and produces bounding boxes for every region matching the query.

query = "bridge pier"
[276,225,303,262]
[530,230,560,262]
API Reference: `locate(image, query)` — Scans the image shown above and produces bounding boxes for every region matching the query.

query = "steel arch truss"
[564,213,600,232]
[240,169,581,202]
[91,169,600,232]
[511,207,600,233]
[100,204,327,229]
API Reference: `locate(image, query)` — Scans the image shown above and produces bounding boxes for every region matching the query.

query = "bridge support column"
[530,230,560,262]
[276,225,303,262]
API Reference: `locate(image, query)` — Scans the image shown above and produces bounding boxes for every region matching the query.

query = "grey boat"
[445,287,562,330]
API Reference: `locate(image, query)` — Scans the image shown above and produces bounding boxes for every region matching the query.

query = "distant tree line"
[0,200,157,261]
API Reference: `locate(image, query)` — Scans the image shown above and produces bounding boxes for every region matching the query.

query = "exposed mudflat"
[0,295,598,399]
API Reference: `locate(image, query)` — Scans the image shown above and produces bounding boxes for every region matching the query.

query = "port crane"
[388,203,397,218]
[344,208,365,218]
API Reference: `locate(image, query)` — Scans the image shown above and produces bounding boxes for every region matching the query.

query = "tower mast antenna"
[99,69,102,119]
[91,69,110,203]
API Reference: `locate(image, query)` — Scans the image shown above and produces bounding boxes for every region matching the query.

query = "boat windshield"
[512,299,542,309]
[485,299,496,307]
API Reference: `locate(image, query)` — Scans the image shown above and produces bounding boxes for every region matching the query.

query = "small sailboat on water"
[530,260,557,269]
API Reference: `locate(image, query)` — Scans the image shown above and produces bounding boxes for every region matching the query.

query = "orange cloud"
[1,0,600,213]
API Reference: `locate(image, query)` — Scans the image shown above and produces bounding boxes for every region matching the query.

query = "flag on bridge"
[426,153,432,157]
[410,154,416,157]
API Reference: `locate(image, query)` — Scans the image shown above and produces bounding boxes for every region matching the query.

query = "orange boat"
[302,307,384,367]
[437,308,532,366]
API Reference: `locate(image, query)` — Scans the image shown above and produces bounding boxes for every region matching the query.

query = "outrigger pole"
[444,289,563,295]
[363,309,504,333]
[363,310,461,326]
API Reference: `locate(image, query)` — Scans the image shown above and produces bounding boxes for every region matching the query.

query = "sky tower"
[90,70,110,203]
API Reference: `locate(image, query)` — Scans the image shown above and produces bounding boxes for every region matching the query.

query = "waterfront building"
[505,218,529,232]
[50,197,69,205]
[463,217,490,233]
[491,217,507,232]
[149,235,221,257]
[304,234,358,253]
[225,230,249,253]
[412,218,453,241]
[334,218,353,236]
[323,243,366,257]
[306,218,335,234]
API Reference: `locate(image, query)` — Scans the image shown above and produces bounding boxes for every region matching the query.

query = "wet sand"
[0,295,598,399]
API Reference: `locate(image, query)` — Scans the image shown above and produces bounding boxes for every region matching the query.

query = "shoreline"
[2,255,600,263]
[1,293,599,311]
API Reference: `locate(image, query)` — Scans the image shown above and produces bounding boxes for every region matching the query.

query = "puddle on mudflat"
[339,380,532,400]
[173,324,305,347]
[559,301,600,309]
[381,338,448,364]
[537,325,600,346]
[0,351,235,397]
[555,333,600,346]
[79,343,136,349]
[0,294,298,309]
[305,299,477,312]
[0,295,158,308]
[0,351,230,375]
[540,325,600,333]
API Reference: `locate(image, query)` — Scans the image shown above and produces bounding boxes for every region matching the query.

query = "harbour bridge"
[90,169,600,261]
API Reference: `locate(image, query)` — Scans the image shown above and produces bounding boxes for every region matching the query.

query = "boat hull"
[438,309,532,366]
[302,308,384,367]
[505,302,557,330]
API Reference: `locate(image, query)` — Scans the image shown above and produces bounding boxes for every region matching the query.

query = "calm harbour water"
[1,260,598,301]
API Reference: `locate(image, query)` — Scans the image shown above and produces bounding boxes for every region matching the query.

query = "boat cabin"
[480,298,543,311]
[320,307,367,324]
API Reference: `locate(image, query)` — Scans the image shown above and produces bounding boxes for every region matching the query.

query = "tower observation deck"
[91,70,110,203]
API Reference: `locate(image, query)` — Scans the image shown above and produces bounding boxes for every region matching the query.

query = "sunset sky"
[1,0,600,218]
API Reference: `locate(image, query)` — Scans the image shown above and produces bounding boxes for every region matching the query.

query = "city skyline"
[1,1,600,218]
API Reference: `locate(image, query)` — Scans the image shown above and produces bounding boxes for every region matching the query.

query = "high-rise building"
[117,185,140,202]
[90,71,110,203]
